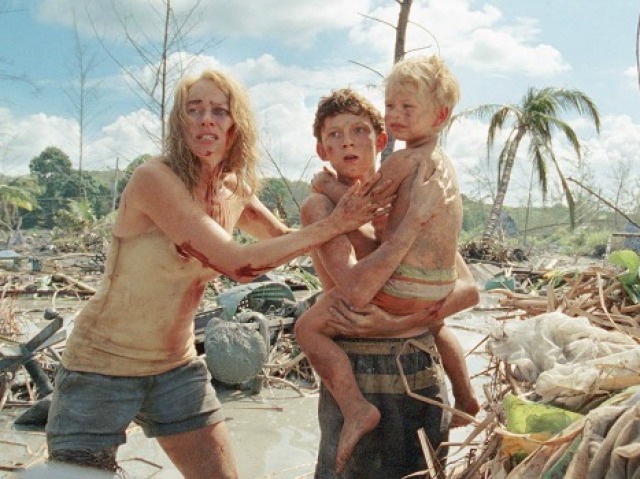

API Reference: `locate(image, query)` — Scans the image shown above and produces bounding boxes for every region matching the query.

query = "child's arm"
[312,149,432,204]
[311,169,382,257]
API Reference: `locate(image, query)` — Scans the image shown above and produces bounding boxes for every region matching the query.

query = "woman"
[45,69,394,479]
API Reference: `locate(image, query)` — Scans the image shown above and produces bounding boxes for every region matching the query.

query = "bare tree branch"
[87,0,219,145]
[636,12,640,91]
[347,60,384,79]
[358,12,396,30]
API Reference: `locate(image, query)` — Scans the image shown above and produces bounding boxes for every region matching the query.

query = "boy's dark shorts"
[46,357,225,452]
[315,332,450,479]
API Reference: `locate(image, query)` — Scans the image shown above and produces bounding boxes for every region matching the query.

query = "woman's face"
[183,79,235,164]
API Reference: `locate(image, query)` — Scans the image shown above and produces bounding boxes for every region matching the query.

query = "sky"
[1,0,639,208]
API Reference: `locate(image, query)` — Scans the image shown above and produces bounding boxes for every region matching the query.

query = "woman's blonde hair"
[165,69,259,196]
[385,55,460,117]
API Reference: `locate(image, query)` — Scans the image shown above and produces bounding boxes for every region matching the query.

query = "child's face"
[317,113,385,182]
[385,85,441,147]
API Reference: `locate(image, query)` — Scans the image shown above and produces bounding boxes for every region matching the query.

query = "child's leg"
[294,291,380,472]
[432,324,480,427]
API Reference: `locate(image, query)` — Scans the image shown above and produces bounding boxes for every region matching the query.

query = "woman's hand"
[406,161,456,227]
[328,172,395,233]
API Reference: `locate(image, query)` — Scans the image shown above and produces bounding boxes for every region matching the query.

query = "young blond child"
[297,56,480,475]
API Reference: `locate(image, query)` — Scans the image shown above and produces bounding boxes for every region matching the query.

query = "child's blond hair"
[386,55,460,118]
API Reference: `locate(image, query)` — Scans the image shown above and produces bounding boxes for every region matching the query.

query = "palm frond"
[550,88,601,132]
[542,115,582,159]
[528,143,549,198]
[486,107,515,155]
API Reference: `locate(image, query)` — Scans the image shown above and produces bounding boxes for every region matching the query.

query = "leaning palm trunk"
[482,132,524,239]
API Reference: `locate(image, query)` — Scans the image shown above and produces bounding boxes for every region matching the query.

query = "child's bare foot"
[336,403,381,473]
[450,396,481,428]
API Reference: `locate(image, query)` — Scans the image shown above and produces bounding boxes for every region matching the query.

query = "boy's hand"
[327,298,400,337]
[327,296,446,336]
[407,161,455,227]
[311,167,337,194]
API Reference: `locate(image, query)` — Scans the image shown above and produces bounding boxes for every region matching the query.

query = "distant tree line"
[1,143,636,259]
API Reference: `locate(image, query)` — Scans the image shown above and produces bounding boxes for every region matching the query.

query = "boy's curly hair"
[386,55,460,114]
[313,88,384,141]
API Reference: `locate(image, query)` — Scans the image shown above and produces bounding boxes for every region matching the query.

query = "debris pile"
[443,251,640,479]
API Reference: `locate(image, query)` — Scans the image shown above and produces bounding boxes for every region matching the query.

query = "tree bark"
[382,0,413,162]
[482,128,525,239]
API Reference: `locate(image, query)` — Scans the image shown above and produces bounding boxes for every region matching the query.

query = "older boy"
[297,77,479,477]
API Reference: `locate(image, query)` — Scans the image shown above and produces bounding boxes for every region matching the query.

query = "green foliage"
[22,146,124,228]
[608,249,640,303]
[53,198,96,232]
[460,195,488,237]
[0,176,40,231]
[258,177,310,227]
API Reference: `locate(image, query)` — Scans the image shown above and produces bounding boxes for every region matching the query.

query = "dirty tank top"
[62,228,217,376]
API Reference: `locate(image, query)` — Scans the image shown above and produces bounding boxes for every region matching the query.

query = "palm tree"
[0,178,38,231]
[453,87,601,239]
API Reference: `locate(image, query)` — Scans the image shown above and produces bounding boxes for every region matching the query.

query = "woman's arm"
[236,194,293,240]
[123,161,392,283]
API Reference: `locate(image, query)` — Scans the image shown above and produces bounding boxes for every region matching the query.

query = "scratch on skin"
[176,241,272,279]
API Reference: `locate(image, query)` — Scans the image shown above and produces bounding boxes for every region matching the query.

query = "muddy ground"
[0,238,606,478]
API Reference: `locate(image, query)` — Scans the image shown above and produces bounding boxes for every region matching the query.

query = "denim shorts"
[46,357,225,452]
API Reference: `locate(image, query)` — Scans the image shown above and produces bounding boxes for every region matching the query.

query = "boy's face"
[317,113,386,182]
[385,85,447,147]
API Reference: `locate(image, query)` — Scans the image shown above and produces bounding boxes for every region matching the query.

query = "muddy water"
[221,306,496,479]
[4,307,496,479]
[223,389,320,478]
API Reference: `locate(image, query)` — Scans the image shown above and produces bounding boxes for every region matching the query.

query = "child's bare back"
[371,141,463,316]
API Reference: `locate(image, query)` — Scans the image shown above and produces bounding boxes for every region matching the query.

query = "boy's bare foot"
[450,396,481,428]
[336,403,381,473]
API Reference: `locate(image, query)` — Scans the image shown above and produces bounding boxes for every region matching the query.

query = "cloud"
[0,107,158,176]
[0,108,79,175]
[623,65,639,90]
[579,114,640,188]
[349,0,569,78]
[35,0,372,47]
[84,109,159,170]
[20,0,638,208]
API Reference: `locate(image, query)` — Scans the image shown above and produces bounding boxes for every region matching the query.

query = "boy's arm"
[307,162,450,308]
[313,170,381,255]
[325,253,479,338]
[301,191,419,299]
